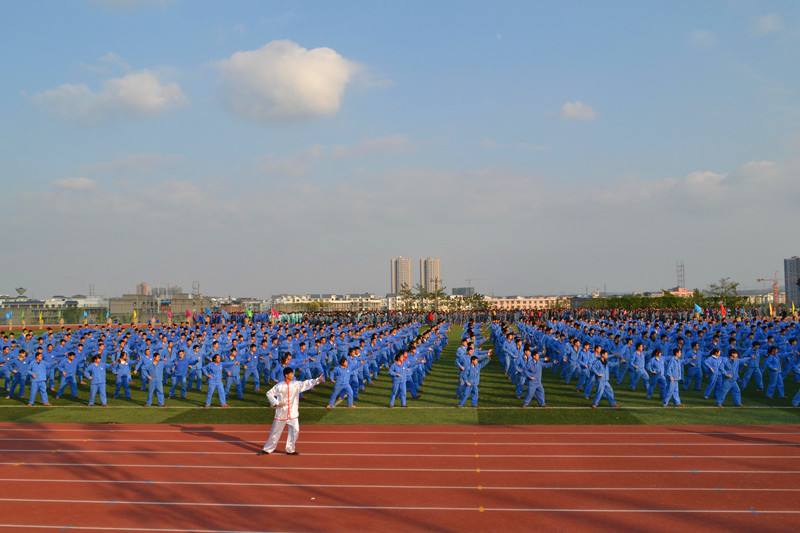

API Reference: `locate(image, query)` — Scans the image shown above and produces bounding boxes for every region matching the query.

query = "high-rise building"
[136,282,151,296]
[390,257,413,295]
[419,257,442,292]
[785,256,800,308]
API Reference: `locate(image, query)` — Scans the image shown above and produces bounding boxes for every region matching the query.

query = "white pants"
[262,418,299,453]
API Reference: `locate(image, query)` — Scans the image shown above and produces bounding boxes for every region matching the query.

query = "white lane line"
[1,478,799,492]
[0,498,799,514]
[1,429,798,436]
[0,438,797,446]
[1,462,798,474]
[0,526,290,533]
[0,405,795,410]
[0,450,797,459]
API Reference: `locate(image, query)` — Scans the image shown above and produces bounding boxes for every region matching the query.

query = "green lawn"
[2,324,799,425]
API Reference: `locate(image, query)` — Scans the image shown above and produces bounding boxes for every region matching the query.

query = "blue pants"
[703,373,719,399]
[243,369,260,391]
[593,382,617,407]
[205,381,227,407]
[188,371,203,391]
[716,379,741,406]
[576,368,589,390]
[630,368,648,391]
[663,379,681,406]
[8,374,25,398]
[28,381,48,405]
[792,385,800,407]
[647,375,666,400]
[766,371,784,398]
[328,384,354,407]
[458,383,479,407]
[615,362,629,384]
[114,376,131,399]
[565,363,579,384]
[225,376,243,399]
[170,375,188,398]
[147,379,164,406]
[741,366,763,390]
[583,376,597,399]
[56,375,78,398]
[89,383,107,406]
[389,379,406,407]
[684,366,702,391]
[524,381,545,407]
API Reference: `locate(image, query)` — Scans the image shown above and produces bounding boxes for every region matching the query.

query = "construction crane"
[756,271,780,306]
[465,277,485,288]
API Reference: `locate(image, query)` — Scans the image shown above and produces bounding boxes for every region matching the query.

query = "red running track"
[0,423,798,532]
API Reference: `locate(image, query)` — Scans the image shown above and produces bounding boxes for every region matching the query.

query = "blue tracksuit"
[741,348,764,391]
[84,362,108,406]
[715,357,742,406]
[523,358,552,407]
[629,350,648,390]
[113,359,132,399]
[169,356,191,399]
[646,356,666,401]
[146,359,167,406]
[458,359,490,407]
[663,356,682,406]
[703,355,723,399]
[683,349,703,391]
[7,357,30,398]
[388,362,406,407]
[328,365,354,407]
[591,359,617,407]
[765,354,784,398]
[204,362,227,407]
[27,359,49,405]
[223,357,243,400]
[792,361,800,407]
[56,357,80,398]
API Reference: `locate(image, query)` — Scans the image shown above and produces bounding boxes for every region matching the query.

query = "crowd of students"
[492,316,800,408]
[0,318,447,408]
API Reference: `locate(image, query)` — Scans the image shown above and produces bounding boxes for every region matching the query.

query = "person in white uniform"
[258,367,324,455]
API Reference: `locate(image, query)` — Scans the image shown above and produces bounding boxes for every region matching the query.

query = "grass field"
[2,324,799,425]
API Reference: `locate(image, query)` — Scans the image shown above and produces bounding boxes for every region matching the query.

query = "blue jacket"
[84,362,107,385]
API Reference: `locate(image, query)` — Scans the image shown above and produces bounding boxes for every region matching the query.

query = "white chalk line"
[1,478,798,492]
[0,462,798,474]
[0,498,799,514]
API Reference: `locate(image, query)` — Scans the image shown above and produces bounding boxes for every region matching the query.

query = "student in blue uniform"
[646,349,666,402]
[663,348,683,407]
[715,349,743,407]
[683,342,703,391]
[629,343,648,391]
[84,355,108,407]
[327,358,355,409]
[522,350,552,408]
[243,344,261,393]
[458,354,491,408]
[591,350,618,408]
[55,351,79,399]
[112,352,132,399]
[223,348,244,400]
[27,352,50,406]
[741,341,764,391]
[388,353,407,408]
[764,346,784,399]
[204,354,228,408]
[792,359,800,408]
[145,352,167,407]
[6,350,30,399]
[703,348,723,399]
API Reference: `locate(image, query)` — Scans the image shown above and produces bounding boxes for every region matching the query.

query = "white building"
[485,295,572,311]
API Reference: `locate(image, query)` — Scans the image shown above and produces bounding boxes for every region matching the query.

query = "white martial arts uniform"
[262,376,324,453]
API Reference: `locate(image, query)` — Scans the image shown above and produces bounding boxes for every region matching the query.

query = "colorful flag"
[769,303,774,317]
[693,303,703,314]
[719,303,727,318]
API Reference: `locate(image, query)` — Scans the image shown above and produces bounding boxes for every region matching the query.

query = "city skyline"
[2,2,799,298]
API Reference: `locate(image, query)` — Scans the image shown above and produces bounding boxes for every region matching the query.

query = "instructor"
[259,367,324,455]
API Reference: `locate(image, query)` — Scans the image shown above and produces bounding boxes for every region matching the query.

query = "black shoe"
[286,451,299,456]
[257,450,271,456]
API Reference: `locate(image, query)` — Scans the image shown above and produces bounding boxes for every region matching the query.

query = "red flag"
[720,303,727,318]
[270,307,279,318]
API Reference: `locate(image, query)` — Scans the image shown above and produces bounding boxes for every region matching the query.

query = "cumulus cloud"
[217,40,357,122]
[32,70,187,122]
[560,100,597,121]
[689,29,717,48]
[754,14,784,35]
[53,177,96,190]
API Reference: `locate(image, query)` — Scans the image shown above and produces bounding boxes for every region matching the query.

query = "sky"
[1,0,799,299]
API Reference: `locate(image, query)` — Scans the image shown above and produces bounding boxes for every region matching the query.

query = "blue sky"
[1,0,799,298]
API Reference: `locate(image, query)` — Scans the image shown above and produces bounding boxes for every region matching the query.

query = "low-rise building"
[485,295,572,311]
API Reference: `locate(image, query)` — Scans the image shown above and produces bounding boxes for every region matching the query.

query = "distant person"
[458,354,491,408]
[27,352,50,407]
[84,355,108,407]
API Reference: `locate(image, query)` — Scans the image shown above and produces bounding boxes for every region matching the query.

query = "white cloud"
[32,70,187,122]
[217,40,357,122]
[754,14,784,35]
[53,177,96,190]
[689,29,717,48]
[560,101,597,121]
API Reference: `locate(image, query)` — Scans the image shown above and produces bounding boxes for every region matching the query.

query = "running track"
[0,424,798,532]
